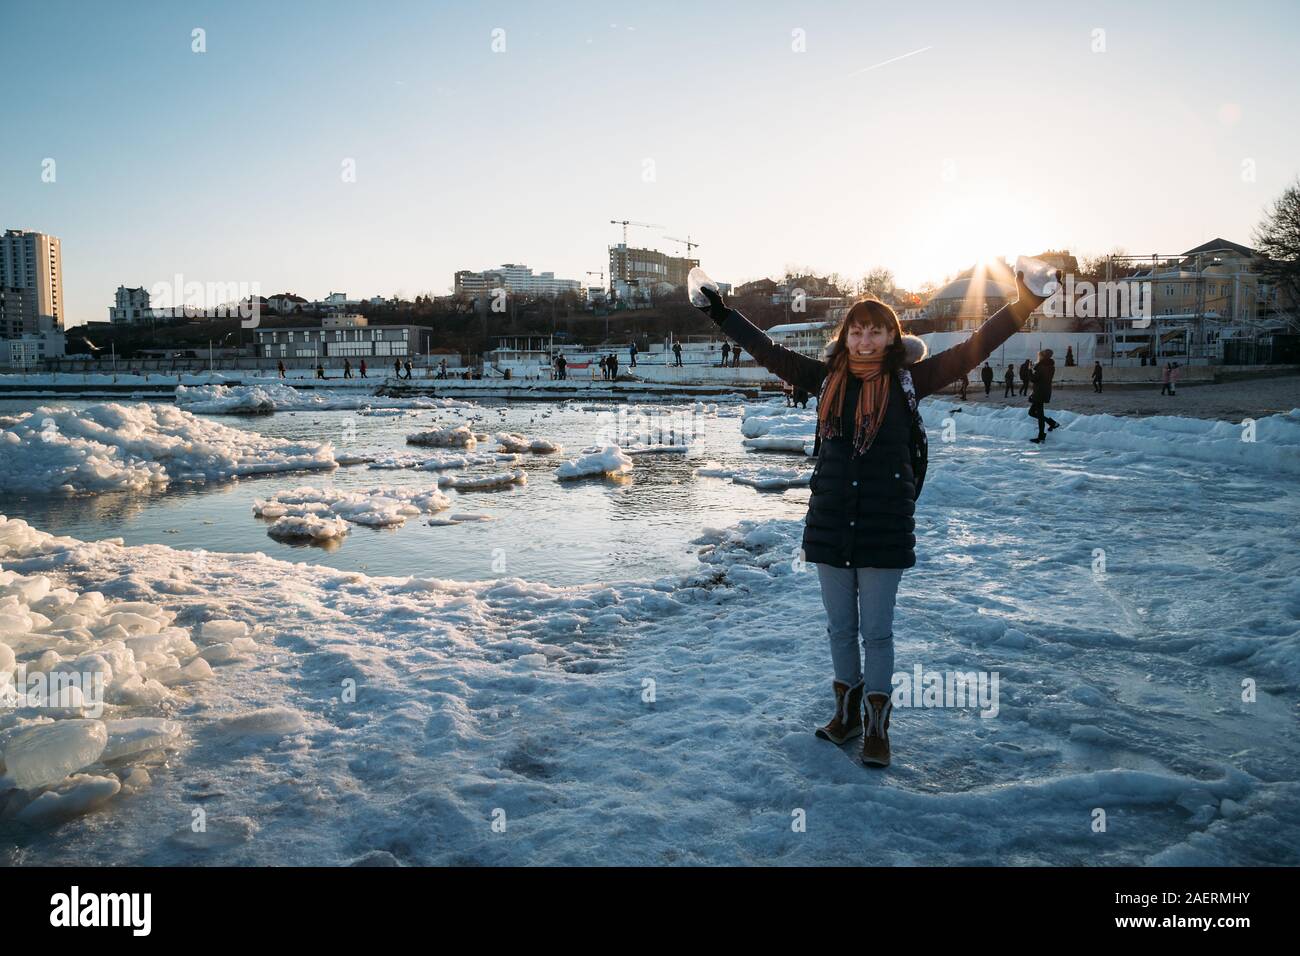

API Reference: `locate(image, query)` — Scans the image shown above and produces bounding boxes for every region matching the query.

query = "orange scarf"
[818,352,890,455]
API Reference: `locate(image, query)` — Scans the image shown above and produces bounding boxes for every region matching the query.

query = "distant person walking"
[1003,364,1015,397]
[343,359,353,379]
[608,353,619,381]
[1168,362,1180,396]
[672,341,683,367]
[629,343,638,368]
[1159,362,1172,395]
[1091,361,1103,393]
[277,360,286,379]
[732,346,742,367]
[958,372,968,400]
[394,358,402,379]
[316,362,326,380]
[360,359,368,378]
[721,341,731,367]
[1018,358,1032,396]
[981,362,994,395]
[1028,349,1060,444]
[554,354,566,380]
[404,359,413,380]
[1064,345,1075,367]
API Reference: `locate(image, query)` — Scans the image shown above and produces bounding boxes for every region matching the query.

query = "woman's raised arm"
[700,288,828,394]
[909,271,1057,400]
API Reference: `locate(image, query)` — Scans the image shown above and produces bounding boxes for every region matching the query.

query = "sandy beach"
[935,371,1300,421]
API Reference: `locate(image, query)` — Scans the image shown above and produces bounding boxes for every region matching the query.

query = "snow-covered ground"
[2,400,1298,865]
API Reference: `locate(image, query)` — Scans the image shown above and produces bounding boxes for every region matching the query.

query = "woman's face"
[846,322,896,357]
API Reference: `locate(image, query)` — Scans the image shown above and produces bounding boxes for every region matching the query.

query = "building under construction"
[607,244,699,301]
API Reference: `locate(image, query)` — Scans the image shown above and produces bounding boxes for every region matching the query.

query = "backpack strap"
[898,367,928,499]
[898,368,919,415]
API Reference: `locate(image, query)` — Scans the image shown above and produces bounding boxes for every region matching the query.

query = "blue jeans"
[815,564,904,694]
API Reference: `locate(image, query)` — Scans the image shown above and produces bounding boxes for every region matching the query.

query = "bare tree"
[1253,177,1300,310]
[861,267,895,301]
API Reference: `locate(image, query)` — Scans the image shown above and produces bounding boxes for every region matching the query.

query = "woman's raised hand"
[1014,268,1063,308]
[698,286,729,323]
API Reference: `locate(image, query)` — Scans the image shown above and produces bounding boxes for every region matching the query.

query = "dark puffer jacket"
[716,298,1035,569]
[1029,356,1055,404]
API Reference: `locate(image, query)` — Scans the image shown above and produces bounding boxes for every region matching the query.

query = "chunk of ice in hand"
[688,267,719,309]
[1015,256,1060,297]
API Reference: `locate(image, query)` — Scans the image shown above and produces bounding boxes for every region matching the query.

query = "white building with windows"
[255,323,431,360]
[454,263,582,298]
[109,285,155,324]
[0,229,63,332]
[0,331,66,368]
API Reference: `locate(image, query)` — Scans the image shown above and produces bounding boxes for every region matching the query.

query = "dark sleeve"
[909,299,1035,400]
[714,308,828,394]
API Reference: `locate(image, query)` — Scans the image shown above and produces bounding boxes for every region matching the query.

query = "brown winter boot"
[861,692,893,768]
[815,680,864,745]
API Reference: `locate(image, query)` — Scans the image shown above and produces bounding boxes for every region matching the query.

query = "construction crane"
[609,219,663,285]
[663,235,701,258]
[609,219,663,247]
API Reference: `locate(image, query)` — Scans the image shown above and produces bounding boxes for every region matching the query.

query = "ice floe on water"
[175,383,473,415]
[406,424,481,449]
[697,462,813,490]
[0,402,337,495]
[252,485,452,531]
[367,451,502,471]
[739,404,816,454]
[437,469,527,490]
[493,432,562,454]
[555,446,635,480]
[266,514,351,542]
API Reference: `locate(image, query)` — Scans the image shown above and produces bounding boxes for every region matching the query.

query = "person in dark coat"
[698,270,1051,769]
[1003,363,1016,397]
[1091,361,1103,392]
[672,341,683,366]
[1027,349,1060,443]
[608,353,619,380]
[981,362,994,395]
[721,341,731,367]
[958,371,968,400]
[1018,358,1032,396]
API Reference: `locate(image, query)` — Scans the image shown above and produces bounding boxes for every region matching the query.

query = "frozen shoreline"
[3,392,1298,864]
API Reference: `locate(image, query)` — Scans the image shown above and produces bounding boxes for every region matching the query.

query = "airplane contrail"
[846,45,934,77]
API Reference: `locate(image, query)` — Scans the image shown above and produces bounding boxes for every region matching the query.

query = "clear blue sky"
[3,0,1298,326]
